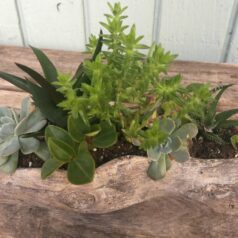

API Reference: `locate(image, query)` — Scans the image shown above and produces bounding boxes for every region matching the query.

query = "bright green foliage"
[0,97,49,174]
[42,114,117,184]
[147,118,198,180]
[188,84,238,144]
[42,2,207,184]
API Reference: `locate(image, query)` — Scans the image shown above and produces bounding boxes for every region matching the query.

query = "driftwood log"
[0,46,238,237]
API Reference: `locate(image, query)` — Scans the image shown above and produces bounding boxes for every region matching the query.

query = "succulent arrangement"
[0,97,49,174]
[0,2,237,184]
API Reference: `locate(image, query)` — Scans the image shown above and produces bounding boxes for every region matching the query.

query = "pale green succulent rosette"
[0,97,50,174]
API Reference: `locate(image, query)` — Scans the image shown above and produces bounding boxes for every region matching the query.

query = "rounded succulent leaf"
[15,109,47,136]
[41,158,65,179]
[147,154,166,180]
[0,136,20,157]
[67,142,95,184]
[48,138,75,162]
[172,123,198,141]
[159,118,176,135]
[34,142,50,161]
[19,137,40,155]
[45,125,74,146]
[92,121,117,148]
[170,147,190,163]
[0,151,18,174]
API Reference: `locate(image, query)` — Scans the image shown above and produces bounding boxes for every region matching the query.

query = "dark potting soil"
[18,136,147,169]
[189,128,237,159]
[18,130,238,169]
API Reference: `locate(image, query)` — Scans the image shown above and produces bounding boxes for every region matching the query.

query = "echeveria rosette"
[0,97,50,174]
[147,118,198,180]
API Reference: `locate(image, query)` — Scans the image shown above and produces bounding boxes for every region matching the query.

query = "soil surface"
[18,130,238,169]
[190,128,237,159]
[18,136,146,169]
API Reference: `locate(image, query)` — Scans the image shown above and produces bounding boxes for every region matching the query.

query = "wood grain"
[0,156,237,237]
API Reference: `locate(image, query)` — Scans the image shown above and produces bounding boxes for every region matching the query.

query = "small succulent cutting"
[147,118,197,180]
[0,97,49,174]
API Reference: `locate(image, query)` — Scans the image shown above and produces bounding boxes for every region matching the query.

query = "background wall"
[1,0,238,63]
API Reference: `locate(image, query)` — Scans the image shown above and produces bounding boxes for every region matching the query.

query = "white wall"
[0,0,238,63]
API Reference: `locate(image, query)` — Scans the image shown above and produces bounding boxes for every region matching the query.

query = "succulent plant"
[147,118,198,180]
[0,97,49,174]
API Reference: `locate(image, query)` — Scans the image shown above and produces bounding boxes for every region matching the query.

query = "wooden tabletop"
[0,45,238,109]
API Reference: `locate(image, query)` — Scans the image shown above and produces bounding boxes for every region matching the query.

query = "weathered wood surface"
[0,46,238,237]
[0,156,237,237]
[0,45,238,110]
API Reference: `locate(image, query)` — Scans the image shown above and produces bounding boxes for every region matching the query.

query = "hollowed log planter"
[0,46,238,238]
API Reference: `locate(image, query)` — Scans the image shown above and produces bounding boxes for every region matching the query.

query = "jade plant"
[0,97,49,174]
[0,2,213,184]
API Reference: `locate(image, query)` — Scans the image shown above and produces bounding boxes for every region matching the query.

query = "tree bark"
[0,156,237,237]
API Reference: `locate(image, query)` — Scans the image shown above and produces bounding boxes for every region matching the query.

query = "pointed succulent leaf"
[31,46,58,84]
[0,72,33,93]
[159,118,175,135]
[15,109,47,136]
[215,109,238,125]
[92,121,117,148]
[19,137,40,154]
[218,119,238,128]
[0,152,18,174]
[48,138,75,162]
[170,147,190,163]
[45,125,74,146]
[34,142,50,161]
[172,123,198,141]
[67,142,95,185]
[16,63,64,104]
[28,83,67,127]
[207,84,232,121]
[0,136,20,157]
[41,158,65,179]
[68,114,91,142]
[147,154,166,180]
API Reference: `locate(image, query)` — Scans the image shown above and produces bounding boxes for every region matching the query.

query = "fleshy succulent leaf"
[15,109,47,136]
[19,137,40,155]
[0,152,18,174]
[170,147,190,162]
[45,125,74,146]
[0,136,20,157]
[92,121,117,148]
[48,138,75,162]
[31,46,58,84]
[147,154,166,180]
[41,158,65,179]
[67,142,95,185]
[34,142,50,161]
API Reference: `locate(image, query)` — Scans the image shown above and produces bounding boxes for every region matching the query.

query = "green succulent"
[147,118,198,180]
[0,33,103,128]
[0,97,50,174]
[188,84,238,144]
[42,113,117,185]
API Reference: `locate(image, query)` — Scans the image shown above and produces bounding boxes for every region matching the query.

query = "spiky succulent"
[0,97,49,174]
[147,118,198,180]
